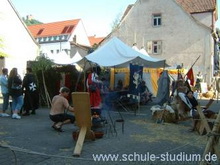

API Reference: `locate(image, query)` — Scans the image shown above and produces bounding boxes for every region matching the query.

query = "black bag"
[11,79,22,90]
[89,83,97,92]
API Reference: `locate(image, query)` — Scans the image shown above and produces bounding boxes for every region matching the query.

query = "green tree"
[0,38,8,57]
[22,17,43,26]
[111,12,122,31]
[31,55,56,107]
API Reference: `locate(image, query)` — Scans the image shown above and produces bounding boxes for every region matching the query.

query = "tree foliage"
[111,12,122,31]
[30,55,82,106]
[22,17,43,26]
[0,38,8,57]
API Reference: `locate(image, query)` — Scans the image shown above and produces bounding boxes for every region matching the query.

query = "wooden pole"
[42,70,51,107]
[184,55,201,78]
[200,109,220,165]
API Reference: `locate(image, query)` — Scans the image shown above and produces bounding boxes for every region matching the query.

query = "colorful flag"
[129,64,143,95]
[186,68,194,86]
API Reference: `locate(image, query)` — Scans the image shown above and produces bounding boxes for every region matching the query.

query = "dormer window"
[37,28,44,35]
[67,26,74,33]
[61,26,69,33]
[61,25,75,34]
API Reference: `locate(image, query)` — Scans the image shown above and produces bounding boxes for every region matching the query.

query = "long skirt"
[23,91,39,111]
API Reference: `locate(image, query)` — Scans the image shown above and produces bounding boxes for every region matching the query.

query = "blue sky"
[11,0,220,36]
[11,0,137,36]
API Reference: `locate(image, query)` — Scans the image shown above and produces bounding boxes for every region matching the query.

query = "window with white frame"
[152,14,161,27]
[147,41,162,55]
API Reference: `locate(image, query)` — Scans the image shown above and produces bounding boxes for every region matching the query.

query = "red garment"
[87,73,102,107]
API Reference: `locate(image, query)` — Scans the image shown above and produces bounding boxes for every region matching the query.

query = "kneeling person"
[50,87,75,132]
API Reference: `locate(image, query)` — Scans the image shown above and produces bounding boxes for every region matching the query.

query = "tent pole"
[74,58,86,92]
[113,66,115,90]
[74,70,82,92]
[82,58,88,92]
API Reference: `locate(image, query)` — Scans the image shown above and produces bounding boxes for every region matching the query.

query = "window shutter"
[146,41,152,54]
[157,41,162,54]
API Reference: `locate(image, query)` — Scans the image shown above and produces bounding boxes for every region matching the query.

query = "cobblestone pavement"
[0,99,219,165]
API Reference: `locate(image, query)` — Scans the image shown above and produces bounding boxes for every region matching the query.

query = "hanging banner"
[129,64,143,95]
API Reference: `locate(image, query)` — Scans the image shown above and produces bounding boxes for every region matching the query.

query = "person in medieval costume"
[22,67,39,116]
[195,71,203,93]
[86,67,102,109]
[212,71,220,99]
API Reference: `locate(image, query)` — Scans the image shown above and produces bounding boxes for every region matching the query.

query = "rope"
[0,144,93,161]
[0,145,18,165]
[156,136,204,157]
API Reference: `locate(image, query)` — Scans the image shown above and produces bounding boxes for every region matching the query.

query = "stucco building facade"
[107,0,218,84]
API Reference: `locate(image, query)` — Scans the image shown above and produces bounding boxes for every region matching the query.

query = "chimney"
[73,35,77,43]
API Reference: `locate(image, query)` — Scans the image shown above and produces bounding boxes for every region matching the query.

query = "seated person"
[49,87,75,132]
[115,79,123,91]
[179,90,199,131]
[185,90,198,117]
[140,80,152,104]
[175,79,189,95]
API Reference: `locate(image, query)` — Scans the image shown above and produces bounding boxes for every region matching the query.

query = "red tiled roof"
[88,36,105,46]
[176,0,216,14]
[28,19,80,37]
[121,0,216,23]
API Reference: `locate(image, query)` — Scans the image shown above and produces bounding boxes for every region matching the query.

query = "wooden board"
[72,92,92,129]
[73,126,87,157]
[71,92,95,156]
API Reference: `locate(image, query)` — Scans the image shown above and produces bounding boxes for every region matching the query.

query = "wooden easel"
[196,105,212,135]
[196,99,214,135]
[71,92,95,157]
[200,109,220,165]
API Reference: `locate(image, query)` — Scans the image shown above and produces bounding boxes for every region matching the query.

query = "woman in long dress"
[86,68,102,109]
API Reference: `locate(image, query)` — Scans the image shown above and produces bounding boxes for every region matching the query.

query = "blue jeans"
[2,93,9,112]
[12,95,23,112]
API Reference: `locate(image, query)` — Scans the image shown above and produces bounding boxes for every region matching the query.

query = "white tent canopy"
[83,37,166,68]
[44,50,83,65]
[139,48,150,57]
